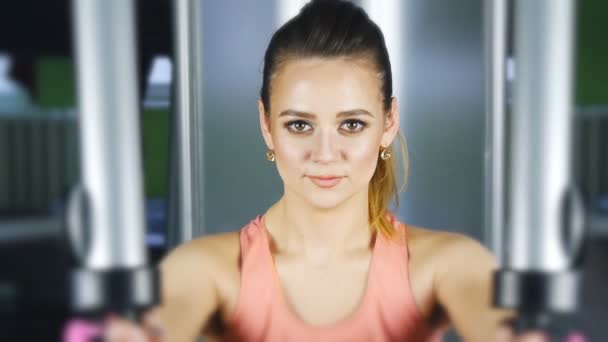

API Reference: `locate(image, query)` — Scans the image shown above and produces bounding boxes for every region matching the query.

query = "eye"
[285,120,312,133]
[340,119,367,133]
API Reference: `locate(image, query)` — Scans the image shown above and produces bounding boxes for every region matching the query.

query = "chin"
[301,191,353,210]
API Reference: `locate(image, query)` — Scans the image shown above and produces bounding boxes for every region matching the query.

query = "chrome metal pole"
[483,0,508,262]
[72,0,146,269]
[169,0,206,246]
[68,0,158,317]
[508,0,581,271]
[493,0,584,334]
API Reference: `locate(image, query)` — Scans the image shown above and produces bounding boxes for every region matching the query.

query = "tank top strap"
[229,216,277,339]
[238,215,275,290]
[367,213,425,331]
[371,213,409,279]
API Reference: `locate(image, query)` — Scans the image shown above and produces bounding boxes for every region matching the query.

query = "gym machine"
[63,0,158,340]
[485,0,587,338]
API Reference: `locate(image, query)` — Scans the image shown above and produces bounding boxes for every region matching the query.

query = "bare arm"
[107,236,228,341]
[433,234,515,341]
[146,238,221,340]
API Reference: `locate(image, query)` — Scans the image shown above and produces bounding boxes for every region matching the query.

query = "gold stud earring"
[266,150,276,162]
[380,146,391,161]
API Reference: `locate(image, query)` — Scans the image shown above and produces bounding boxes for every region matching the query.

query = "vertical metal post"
[508,0,580,271]
[68,0,158,318]
[72,0,146,269]
[483,0,508,262]
[493,0,584,333]
[170,0,206,246]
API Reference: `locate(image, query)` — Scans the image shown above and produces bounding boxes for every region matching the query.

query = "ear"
[258,99,274,150]
[381,97,400,147]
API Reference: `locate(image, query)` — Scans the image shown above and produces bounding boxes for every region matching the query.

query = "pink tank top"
[224,214,445,341]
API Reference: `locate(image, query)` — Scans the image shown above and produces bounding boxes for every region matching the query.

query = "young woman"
[105,1,548,341]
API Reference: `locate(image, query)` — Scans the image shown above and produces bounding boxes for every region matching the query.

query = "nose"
[311,128,340,164]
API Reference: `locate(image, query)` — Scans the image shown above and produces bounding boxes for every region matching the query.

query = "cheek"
[272,135,306,179]
[275,147,302,176]
[274,134,305,162]
[348,140,380,177]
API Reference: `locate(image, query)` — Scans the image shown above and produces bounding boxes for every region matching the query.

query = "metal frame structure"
[71,0,146,270]
[487,0,586,333]
[69,0,157,320]
[168,0,206,247]
[483,0,508,263]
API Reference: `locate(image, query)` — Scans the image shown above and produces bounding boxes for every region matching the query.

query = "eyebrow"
[278,109,374,119]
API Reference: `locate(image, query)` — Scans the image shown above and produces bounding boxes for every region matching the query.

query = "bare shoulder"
[404,225,511,339]
[160,230,241,280]
[158,230,241,307]
[143,231,242,340]
[406,225,517,340]
[405,225,498,271]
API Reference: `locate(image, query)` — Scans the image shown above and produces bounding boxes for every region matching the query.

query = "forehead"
[270,57,383,115]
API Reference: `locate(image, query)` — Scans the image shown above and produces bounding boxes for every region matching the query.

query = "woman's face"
[259,57,399,210]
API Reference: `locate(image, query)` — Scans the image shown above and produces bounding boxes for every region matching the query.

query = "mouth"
[307,175,343,189]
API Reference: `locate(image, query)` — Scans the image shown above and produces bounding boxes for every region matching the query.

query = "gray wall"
[397,0,484,240]
[201,0,282,233]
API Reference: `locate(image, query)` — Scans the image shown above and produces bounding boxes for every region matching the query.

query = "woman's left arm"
[432,234,516,341]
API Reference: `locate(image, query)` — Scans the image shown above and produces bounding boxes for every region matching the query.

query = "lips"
[307,175,343,188]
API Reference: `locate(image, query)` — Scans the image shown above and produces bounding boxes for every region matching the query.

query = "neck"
[265,190,372,262]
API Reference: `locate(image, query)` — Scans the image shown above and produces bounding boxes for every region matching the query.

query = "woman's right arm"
[105,237,224,341]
